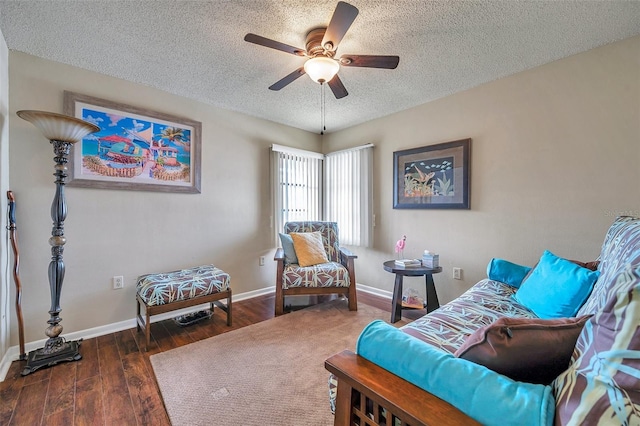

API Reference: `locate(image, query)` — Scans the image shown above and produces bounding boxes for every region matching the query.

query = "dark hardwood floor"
[0,291,418,426]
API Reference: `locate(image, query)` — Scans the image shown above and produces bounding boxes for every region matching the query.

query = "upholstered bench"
[136,264,232,350]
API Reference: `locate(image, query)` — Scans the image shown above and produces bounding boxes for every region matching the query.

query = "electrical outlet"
[453,267,462,280]
[259,256,265,266]
[113,275,124,289]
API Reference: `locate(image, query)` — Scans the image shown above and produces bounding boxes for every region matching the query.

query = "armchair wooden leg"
[275,256,285,316]
[275,285,284,316]
[347,261,357,311]
[348,284,358,311]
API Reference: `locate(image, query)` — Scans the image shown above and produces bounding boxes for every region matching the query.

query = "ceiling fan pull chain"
[320,83,325,135]
[323,83,327,134]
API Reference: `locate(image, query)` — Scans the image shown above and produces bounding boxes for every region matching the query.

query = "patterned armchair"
[274,221,357,316]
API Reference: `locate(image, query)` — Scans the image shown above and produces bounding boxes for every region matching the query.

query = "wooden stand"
[383,261,442,323]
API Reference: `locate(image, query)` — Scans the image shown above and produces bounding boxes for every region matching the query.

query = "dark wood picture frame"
[63,91,202,193]
[393,139,471,209]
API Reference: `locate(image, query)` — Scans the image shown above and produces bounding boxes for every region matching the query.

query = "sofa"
[325,216,640,425]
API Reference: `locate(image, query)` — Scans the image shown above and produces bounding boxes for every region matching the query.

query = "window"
[271,144,373,247]
[271,144,323,243]
[324,145,373,247]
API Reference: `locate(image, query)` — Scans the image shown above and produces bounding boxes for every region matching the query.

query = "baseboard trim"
[356,283,393,300]
[0,285,275,381]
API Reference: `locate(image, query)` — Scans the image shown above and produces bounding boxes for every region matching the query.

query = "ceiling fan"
[244,1,399,99]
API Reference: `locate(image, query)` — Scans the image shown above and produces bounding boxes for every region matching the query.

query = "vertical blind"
[324,145,373,247]
[271,145,323,244]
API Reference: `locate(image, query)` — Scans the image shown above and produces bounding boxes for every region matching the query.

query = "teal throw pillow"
[487,258,532,288]
[279,233,298,264]
[513,250,600,318]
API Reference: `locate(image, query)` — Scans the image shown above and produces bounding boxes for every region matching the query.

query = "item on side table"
[395,235,407,259]
[402,288,425,309]
[395,258,421,267]
[422,251,439,269]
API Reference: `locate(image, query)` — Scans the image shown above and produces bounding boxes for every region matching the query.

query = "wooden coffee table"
[383,260,442,323]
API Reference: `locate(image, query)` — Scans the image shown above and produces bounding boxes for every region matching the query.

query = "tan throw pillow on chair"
[290,232,329,267]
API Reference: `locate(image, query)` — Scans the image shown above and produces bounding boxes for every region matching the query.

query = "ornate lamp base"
[15,111,99,378]
[21,337,82,376]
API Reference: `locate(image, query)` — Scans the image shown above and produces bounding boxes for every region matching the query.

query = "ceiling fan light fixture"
[304,56,340,84]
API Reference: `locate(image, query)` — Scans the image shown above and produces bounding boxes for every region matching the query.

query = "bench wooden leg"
[145,308,151,352]
[137,287,233,351]
[227,289,232,326]
[136,299,142,332]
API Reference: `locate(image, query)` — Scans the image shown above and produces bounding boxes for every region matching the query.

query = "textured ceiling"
[1,1,639,134]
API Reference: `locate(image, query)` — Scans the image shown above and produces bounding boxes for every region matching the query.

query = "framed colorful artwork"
[393,139,471,209]
[63,91,201,193]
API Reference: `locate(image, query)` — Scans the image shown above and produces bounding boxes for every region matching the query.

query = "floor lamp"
[16,110,99,376]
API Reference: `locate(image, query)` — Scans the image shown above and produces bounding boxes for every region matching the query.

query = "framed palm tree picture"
[63,91,201,193]
[393,139,470,209]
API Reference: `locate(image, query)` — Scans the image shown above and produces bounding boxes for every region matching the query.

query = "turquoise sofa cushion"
[514,250,600,318]
[356,320,555,426]
[487,258,532,288]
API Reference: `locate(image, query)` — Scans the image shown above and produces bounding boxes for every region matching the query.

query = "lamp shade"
[17,110,99,143]
[304,57,340,84]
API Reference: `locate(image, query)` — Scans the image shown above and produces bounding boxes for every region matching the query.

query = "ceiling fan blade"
[269,67,306,91]
[321,1,359,51]
[339,55,400,69]
[327,74,348,99]
[244,33,305,56]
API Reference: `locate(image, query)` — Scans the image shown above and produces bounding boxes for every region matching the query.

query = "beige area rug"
[150,299,401,426]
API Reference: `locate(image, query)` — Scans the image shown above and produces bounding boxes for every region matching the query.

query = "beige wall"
[6,35,640,347]
[8,52,321,344]
[324,35,640,304]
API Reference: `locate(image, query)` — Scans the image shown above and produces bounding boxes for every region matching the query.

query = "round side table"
[383,260,443,323]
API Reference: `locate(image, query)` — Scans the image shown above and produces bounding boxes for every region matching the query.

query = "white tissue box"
[422,252,439,269]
